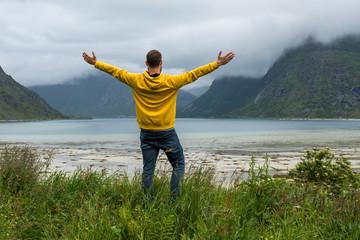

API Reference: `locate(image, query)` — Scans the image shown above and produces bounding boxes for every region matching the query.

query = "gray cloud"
[1,0,360,88]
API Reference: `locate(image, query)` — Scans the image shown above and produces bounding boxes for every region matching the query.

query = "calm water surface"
[0,118,360,149]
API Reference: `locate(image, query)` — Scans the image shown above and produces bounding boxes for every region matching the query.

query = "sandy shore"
[48,132,360,180]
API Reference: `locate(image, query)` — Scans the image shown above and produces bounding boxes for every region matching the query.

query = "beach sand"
[48,132,360,180]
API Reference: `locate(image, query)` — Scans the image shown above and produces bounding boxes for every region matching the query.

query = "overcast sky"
[1,0,360,88]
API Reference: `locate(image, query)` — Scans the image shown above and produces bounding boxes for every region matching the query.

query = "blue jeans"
[140,128,185,204]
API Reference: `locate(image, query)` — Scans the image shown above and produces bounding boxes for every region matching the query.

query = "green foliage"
[289,147,359,192]
[0,146,359,239]
[0,145,52,193]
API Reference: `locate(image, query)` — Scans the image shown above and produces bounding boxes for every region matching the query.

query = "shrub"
[0,145,52,193]
[289,147,359,192]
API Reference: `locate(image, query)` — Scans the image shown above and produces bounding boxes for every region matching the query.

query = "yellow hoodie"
[94,61,219,130]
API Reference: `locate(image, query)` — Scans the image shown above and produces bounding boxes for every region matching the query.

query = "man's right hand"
[82,51,97,65]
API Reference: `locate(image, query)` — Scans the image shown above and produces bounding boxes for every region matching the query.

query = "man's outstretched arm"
[217,51,235,66]
[82,51,137,87]
[82,51,97,65]
[171,51,235,88]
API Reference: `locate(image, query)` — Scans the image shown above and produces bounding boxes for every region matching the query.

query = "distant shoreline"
[1,117,360,123]
[0,117,92,123]
[215,117,360,121]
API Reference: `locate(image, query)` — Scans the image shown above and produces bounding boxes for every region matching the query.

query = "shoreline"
[2,140,360,181]
[2,130,360,179]
[1,117,360,122]
[47,142,360,180]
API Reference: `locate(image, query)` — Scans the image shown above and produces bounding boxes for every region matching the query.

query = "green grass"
[0,146,359,239]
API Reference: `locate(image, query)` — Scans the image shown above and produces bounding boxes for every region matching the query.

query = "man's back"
[94,61,219,130]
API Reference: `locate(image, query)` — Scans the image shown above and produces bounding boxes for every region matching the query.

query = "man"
[82,49,234,204]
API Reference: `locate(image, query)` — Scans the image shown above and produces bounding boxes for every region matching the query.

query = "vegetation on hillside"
[233,37,360,118]
[179,76,261,118]
[0,67,66,120]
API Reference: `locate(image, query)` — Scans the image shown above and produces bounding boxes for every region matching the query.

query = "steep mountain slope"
[31,72,197,118]
[178,76,261,118]
[0,66,66,120]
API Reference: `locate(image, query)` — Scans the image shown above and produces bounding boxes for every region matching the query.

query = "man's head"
[146,50,162,68]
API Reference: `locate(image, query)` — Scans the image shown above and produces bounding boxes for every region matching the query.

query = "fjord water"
[0,118,360,150]
[0,118,360,158]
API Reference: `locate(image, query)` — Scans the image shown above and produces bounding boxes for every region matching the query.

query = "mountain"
[231,36,360,118]
[178,76,261,118]
[31,73,134,118]
[0,66,66,120]
[180,35,360,119]
[177,89,197,110]
[30,72,197,118]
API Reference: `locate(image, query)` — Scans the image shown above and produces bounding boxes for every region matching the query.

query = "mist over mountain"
[0,66,66,120]
[184,86,211,97]
[179,35,360,119]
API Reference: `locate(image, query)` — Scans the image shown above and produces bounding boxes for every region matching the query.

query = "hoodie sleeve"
[169,62,219,89]
[94,61,138,87]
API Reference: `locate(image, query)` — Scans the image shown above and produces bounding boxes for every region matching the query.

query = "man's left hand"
[82,51,97,65]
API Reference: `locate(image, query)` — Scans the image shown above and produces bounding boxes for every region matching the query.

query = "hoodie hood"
[143,71,169,90]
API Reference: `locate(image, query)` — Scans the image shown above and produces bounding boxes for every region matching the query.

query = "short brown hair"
[146,50,162,68]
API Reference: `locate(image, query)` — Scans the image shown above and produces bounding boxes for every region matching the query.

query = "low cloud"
[1,0,360,87]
